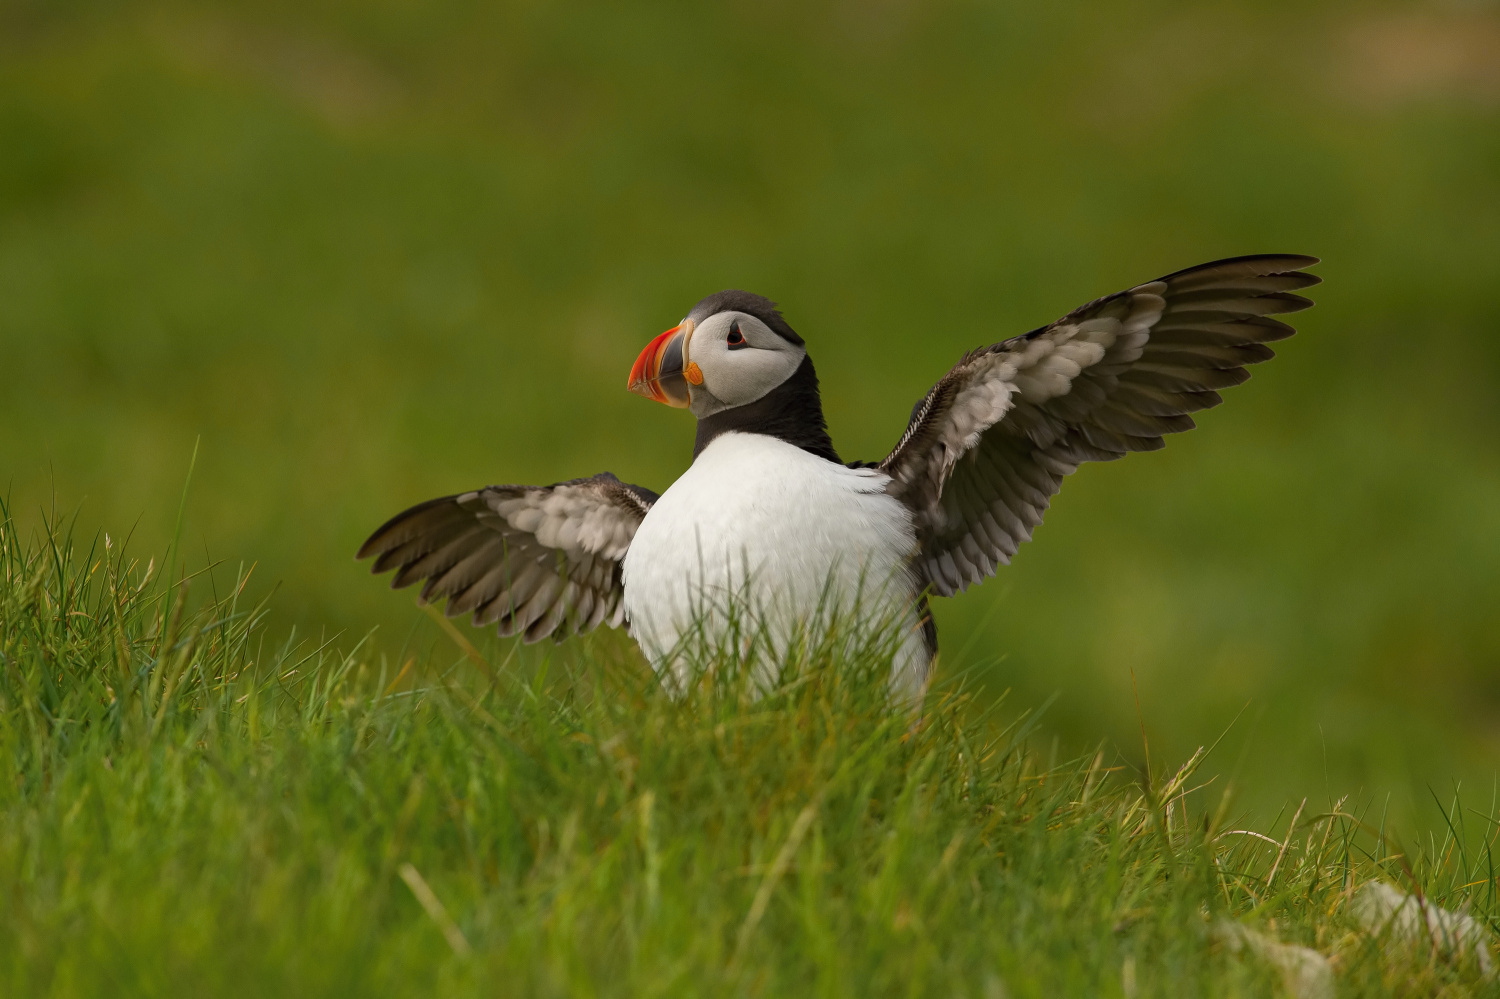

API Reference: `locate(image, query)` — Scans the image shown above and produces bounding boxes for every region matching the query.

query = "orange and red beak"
[627,321,695,408]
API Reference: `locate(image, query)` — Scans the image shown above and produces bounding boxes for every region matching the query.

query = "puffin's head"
[627,291,807,419]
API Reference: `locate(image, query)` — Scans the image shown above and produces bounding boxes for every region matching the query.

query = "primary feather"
[879,254,1319,596]
[356,473,657,642]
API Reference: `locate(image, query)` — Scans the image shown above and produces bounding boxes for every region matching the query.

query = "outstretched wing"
[356,472,658,642]
[880,254,1320,597]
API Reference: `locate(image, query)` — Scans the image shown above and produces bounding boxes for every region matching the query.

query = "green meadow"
[3,505,1497,995]
[3,0,1500,992]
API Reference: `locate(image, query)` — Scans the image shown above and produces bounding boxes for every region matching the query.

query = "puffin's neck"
[693,355,841,464]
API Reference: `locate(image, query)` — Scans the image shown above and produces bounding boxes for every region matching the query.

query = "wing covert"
[357,472,658,642]
[880,254,1320,596]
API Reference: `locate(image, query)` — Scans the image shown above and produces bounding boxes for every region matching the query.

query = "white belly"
[621,432,930,699]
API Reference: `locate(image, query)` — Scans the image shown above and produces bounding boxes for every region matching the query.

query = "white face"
[686,311,806,418]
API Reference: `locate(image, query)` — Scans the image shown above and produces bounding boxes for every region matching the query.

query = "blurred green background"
[2,0,1498,826]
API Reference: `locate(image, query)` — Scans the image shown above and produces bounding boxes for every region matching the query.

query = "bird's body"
[358,254,1320,703]
[622,431,927,695]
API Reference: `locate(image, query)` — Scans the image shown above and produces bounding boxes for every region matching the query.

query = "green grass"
[5,506,1498,996]
[2,0,1499,826]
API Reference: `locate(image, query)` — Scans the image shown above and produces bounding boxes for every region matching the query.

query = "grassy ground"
[5,510,1498,996]
[2,0,1499,829]
[3,4,1500,987]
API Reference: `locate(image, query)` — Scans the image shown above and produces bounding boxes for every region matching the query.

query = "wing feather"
[879,254,1319,596]
[357,472,658,643]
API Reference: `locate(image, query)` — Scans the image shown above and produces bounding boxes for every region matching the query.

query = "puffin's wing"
[356,472,658,642]
[879,254,1320,596]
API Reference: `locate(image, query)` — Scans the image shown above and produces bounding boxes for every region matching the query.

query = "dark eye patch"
[727,323,748,349]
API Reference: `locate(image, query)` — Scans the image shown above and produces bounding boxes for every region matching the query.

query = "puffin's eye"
[727,325,747,349]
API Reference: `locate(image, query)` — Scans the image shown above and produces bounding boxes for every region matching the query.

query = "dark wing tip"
[1253,252,1320,270]
[1252,291,1317,315]
[1156,254,1322,296]
[355,494,463,563]
[1161,252,1320,276]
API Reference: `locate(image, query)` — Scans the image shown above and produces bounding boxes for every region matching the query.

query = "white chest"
[621,433,927,693]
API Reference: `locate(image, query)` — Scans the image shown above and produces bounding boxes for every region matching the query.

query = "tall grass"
[0,503,1495,996]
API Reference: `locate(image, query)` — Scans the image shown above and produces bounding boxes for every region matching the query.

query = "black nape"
[692,355,840,463]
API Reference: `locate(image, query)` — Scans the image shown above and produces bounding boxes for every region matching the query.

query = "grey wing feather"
[881,254,1320,596]
[357,472,658,643]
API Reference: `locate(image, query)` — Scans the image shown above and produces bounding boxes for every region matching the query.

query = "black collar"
[692,355,841,464]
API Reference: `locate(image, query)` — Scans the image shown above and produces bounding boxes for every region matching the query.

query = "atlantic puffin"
[358,254,1319,698]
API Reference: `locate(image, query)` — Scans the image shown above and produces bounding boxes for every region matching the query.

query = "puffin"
[358,254,1319,699]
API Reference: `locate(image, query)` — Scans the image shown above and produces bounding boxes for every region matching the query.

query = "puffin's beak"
[627,321,694,408]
